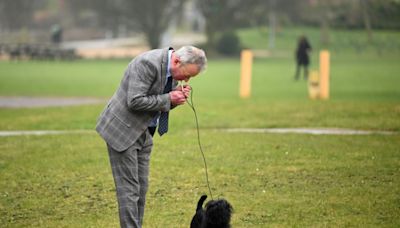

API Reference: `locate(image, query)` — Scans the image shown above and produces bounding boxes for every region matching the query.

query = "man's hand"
[169,91,187,105]
[177,84,191,98]
[170,84,191,106]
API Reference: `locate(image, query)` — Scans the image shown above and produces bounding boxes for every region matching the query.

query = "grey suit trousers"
[107,130,153,228]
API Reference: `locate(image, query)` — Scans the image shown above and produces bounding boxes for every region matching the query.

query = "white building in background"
[160,0,206,47]
[182,0,206,33]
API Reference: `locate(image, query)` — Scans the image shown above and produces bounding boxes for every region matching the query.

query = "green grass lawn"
[1,132,399,227]
[0,27,400,227]
[237,26,400,56]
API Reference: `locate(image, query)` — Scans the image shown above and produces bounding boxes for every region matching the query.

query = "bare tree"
[66,0,184,48]
[301,0,332,46]
[198,0,260,48]
[360,0,373,42]
[268,0,277,49]
[0,0,35,31]
[122,0,184,49]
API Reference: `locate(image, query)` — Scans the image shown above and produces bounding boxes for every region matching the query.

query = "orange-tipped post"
[239,50,253,98]
[319,50,330,100]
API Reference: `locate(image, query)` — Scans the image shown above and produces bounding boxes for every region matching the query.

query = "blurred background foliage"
[0,0,399,54]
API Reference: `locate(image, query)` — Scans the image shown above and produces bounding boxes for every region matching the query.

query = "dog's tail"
[196,195,207,211]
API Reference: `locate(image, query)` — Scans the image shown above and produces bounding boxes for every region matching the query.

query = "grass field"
[0,27,400,227]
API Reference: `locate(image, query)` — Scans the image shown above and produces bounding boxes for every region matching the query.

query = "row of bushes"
[0,43,78,60]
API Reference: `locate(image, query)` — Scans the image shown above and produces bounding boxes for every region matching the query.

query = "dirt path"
[0,96,106,108]
[222,128,395,135]
[0,97,395,136]
[0,128,396,137]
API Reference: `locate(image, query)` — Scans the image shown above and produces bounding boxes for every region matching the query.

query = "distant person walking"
[51,24,63,45]
[295,35,312,80]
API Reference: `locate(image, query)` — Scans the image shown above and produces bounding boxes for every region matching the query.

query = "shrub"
[216,31,241,56]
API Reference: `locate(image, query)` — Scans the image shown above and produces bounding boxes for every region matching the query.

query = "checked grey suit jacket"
[96,47,177,152]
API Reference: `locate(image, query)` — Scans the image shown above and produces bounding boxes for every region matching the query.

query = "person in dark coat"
[295,36,312,80]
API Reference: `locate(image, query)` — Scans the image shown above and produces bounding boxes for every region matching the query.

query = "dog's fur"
[190,195,233,228]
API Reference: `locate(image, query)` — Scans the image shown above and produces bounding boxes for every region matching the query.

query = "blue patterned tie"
[158,76,172,136]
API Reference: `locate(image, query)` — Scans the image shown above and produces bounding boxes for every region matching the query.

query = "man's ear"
[173,54,181,66]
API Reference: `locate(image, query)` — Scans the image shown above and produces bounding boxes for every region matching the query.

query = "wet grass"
[0,131,399,227]
[0,27,399,227]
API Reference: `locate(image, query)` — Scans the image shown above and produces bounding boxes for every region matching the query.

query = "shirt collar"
[166,50,173,78]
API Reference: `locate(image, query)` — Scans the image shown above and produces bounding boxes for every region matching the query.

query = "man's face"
[172,63,200,82]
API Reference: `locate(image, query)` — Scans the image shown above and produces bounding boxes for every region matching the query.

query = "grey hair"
[175,46,207,72]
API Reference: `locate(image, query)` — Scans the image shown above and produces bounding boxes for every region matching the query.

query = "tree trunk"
[320,15,330,46]
[268,0,277,49]
[146,28,162,49]
[360,0,373,43]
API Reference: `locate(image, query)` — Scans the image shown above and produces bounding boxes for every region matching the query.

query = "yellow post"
[239,50,253,98]
[319,50,330,100]
[308,70,320,99]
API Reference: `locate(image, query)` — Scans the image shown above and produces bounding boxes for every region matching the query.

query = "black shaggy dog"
[190,195,233,228]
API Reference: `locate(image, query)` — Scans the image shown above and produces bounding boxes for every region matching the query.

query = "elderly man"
[96,46,207,228]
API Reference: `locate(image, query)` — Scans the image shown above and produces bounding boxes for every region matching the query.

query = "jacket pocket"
[112,112,131,128]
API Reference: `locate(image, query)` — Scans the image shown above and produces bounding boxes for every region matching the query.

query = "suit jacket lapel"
[160,47,174,93]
